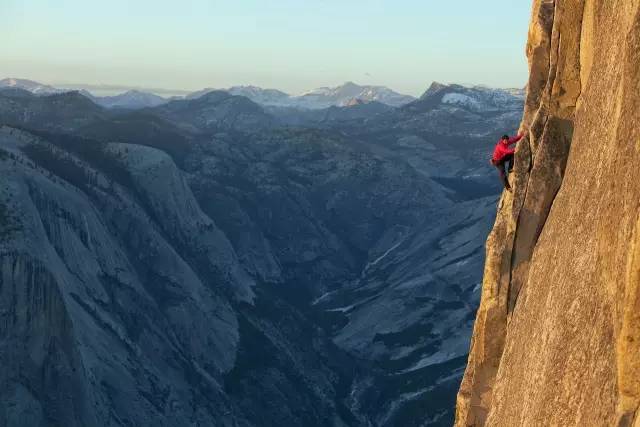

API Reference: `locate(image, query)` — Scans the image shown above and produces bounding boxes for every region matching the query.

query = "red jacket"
[492,133,524,163]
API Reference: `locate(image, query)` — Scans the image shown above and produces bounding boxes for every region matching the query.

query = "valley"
[0,80,521,426]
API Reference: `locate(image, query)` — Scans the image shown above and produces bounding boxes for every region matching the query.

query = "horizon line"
[2,76,527,98]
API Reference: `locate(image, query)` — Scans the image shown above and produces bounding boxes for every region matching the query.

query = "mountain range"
[1,78,524,112]
[0,77,523,426]
[179,82,417,109]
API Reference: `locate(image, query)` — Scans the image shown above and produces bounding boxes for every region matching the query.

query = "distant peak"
[198,90,233,101]
[423,82,449,96]
[429,81,447,89]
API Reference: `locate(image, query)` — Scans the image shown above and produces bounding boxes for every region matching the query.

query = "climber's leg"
[496,160,512,191]
[504,153,515,174]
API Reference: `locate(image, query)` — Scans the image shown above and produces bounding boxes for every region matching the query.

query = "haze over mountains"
[0,77,523,112]
[0,74,523,426]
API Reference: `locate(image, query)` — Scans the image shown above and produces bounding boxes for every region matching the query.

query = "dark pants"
[495,153,514,189]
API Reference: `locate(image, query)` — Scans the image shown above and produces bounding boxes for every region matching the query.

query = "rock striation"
[456,0,640,425]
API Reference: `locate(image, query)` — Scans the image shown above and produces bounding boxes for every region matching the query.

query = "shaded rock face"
[0,129,244,426]
[456,1,640,426]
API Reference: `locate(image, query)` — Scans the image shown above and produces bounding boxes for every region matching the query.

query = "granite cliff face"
[456,0,640,425]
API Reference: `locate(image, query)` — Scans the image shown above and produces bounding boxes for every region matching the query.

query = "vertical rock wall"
[456,0,640,425]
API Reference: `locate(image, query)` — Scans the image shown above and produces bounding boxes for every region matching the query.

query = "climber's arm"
[508,133,525,145]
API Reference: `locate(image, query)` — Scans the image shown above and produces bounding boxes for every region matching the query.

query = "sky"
[0,0,532,96]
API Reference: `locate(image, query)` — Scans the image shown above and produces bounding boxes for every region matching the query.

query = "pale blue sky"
[1,0,532,96]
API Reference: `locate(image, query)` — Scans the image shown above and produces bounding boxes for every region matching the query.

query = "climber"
[491,131,525,191]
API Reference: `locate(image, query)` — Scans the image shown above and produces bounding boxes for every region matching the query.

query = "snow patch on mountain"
[0,78,65,95]
[296,82,415,108]
[405,82,525,114]
[442,93,482,109]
